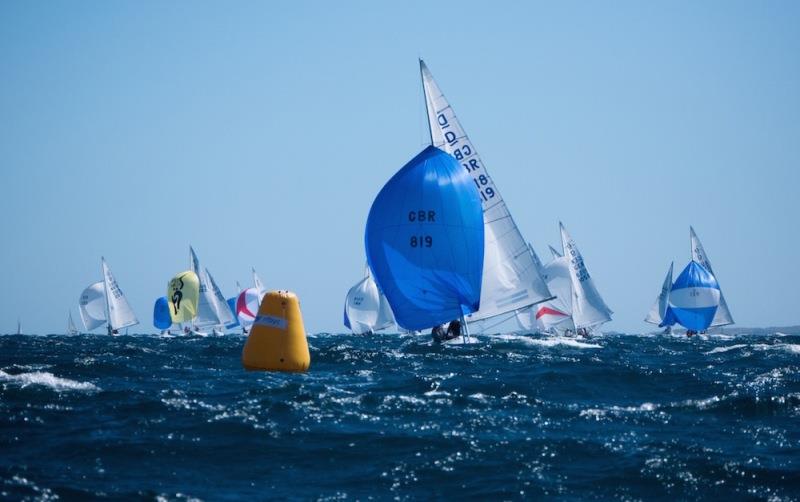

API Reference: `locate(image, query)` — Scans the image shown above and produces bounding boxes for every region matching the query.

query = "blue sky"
[1,1,798,333]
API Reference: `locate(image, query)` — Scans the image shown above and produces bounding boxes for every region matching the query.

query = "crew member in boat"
[686,330,696,337]
[431,319,462,343]
[577,328,589,338]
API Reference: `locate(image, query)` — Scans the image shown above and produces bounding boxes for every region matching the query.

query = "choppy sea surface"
[1,331,799,500]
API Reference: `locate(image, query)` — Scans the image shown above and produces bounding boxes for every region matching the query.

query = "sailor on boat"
[432,320,462,343]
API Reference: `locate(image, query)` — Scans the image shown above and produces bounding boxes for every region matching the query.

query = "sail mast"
[419,59,434,145]
[101,257,113,335]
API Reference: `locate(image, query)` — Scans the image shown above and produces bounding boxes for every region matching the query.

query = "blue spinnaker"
[365,146,484,331]
[669,261,720,331]
[226,298,240,328]
[153,296,172,330]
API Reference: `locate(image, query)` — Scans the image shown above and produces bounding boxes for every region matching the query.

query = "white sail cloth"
[690,227,733,327]
[345,267,395,334]
[420,60,552,324]
[79,281,106,331]
[102,257,138,331]
[516,246,572,332]
[645,263,674,325]
[559,223,613,330]
[190,247,222,328]
[206,268,235,327]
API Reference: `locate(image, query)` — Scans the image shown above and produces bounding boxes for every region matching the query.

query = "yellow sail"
[167,270,200,324]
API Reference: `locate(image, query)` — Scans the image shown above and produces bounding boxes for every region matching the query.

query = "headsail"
[690,227,733,327]
[669,261,720,331]
[344,266,396,334]
[79,281,106,331]
[516,252,572,332]
[645,263,674,326]
[559,223,612,330]
[153,297,172,330]
[366,145,484,331]
[101,258,138,332]
[235,287,260,330]
[168,270,200,324]
[420,60,552,323]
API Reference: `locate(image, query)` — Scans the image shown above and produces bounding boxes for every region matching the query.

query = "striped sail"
[669,261,720,331]
[420,60,552,323]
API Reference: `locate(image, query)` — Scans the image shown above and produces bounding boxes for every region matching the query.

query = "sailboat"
[153,296,173,334]
[16,318,21,335]
[167,269,200,333]
[343,265,396,335]
[420,60,553,330]
[365,145,485,341]
[205,268,235,335]
[234,269,266,334]
[67,311,79,335]
[515,244,573,333]
[646,228,732,334]
[79,258,139,335]
[517,224,612,336]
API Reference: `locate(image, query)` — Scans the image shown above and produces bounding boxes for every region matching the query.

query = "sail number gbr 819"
[409,210,434,248]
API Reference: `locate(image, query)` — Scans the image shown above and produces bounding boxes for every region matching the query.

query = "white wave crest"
[507,335,602,349]
[705,344,748,355]
[0,369,99,392]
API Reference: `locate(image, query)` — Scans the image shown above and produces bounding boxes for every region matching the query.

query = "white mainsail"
[79,281,107,331]
[690,227,733,327]
[645,262,674,325]
[101,257,138,332]
[420,60,552,323]
[67,311,79,335]
[189,246,221,328]
[559,223,612,330]
[205,268,235,327]
[252,267,266,298]
[345,266,395,334]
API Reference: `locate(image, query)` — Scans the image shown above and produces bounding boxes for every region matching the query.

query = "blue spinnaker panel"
[153,296,172,330]
[226,297,240,328]
[669,261,720,331]
[365,146,484,331]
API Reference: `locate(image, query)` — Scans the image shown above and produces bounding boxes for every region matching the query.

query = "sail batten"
[420,60,552,323]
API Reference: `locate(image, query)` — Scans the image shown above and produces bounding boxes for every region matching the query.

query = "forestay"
[102,258,139,331]
[420,60,552,323]
[79,281,107,331]
[690,227,733,327]
[560,223,613,330]
[366,145,484,331]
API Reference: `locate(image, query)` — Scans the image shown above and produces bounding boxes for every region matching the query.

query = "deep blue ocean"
[1,331,798,500]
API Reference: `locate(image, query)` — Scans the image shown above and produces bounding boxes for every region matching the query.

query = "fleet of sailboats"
[13,62,735,341]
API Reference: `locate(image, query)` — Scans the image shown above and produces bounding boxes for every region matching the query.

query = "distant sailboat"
[80,258,138,335]
[67,311,79,335]
[515,244,573,333]
[420,60,553,329]
[645,263,674,333]
[235,270,265,334]
[365,145,485,340]
[16,318,21,335]
[343,265,396,335]
[167,269,200,334]
[647,228,732,334]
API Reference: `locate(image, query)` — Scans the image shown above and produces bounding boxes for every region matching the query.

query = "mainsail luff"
[690,227,733,327]
[420,60,552,324]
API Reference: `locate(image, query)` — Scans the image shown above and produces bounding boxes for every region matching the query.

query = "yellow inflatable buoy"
[242,290,310,372]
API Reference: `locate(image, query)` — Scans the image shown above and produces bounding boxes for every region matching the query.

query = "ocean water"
[1,332,798,500]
